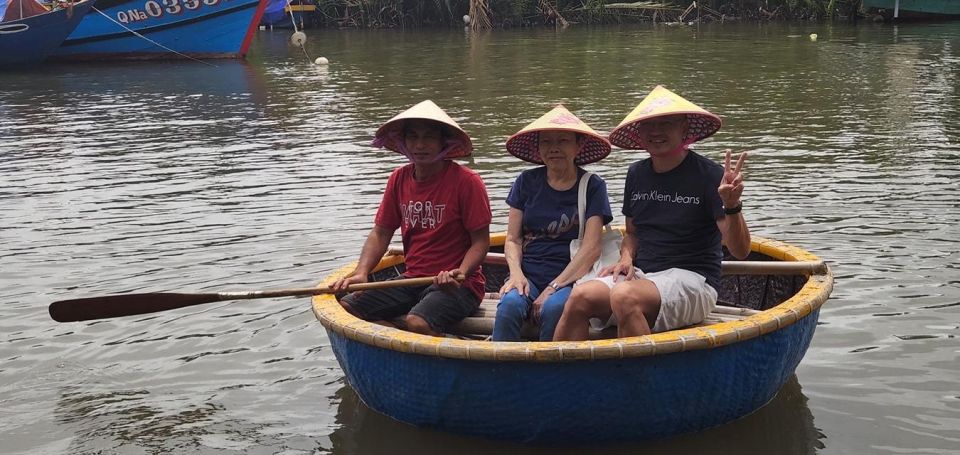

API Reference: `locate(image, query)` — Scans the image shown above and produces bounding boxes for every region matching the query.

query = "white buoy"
[291,31,307,46]
[463,14,470,25]
[809,33,818,41]
[314,56,329,65]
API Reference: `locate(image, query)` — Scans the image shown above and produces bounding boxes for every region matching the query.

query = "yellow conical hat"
[608,85,722,150]
[505,104,611,165]
[373,100,473,159]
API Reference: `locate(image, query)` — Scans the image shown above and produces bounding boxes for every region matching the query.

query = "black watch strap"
[724,203,743,215]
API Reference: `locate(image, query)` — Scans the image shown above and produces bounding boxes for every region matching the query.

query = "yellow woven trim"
[311,233,834,362]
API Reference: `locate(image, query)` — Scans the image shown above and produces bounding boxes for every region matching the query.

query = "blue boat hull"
[53,0,267,60]
[326,309,820,444]
[0,0,94,67]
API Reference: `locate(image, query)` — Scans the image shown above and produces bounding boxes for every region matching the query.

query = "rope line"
[286,0,299,33]
[285,0,312,62]
[91,7,216,66]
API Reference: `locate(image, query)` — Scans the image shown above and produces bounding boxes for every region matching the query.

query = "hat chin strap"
[411,138,466,163]
[374,130,465,163]
[438,138,467,161]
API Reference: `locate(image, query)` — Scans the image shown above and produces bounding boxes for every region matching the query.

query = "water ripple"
[1,22,959,455]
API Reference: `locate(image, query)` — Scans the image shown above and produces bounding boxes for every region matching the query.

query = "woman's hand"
[499,274,529,296]
[530,287,555,325]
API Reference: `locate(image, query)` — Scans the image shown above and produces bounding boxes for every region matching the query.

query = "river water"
[1,21,958,454]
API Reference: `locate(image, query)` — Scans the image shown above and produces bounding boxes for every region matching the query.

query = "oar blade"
[49,292,223,322]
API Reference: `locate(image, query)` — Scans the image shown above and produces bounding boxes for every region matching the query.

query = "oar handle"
[217,276,437,300]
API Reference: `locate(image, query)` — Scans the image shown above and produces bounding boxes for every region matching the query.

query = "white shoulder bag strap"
[577,172,593,241]
[578,171,614,239]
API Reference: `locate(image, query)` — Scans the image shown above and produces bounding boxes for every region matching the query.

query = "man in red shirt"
[331,100,492,336]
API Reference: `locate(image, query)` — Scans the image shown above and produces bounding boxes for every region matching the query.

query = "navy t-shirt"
[506,167,613,292]
[622,151,726,290]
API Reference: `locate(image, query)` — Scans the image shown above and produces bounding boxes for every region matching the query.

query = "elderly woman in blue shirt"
[492,105,613,341]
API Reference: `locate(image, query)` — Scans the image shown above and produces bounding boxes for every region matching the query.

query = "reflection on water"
[1,21,959,454]
[53,384,332,453]
[56,388,224,452]
[329,376,822,455]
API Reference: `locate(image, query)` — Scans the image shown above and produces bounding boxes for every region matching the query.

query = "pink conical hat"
[505,104,611,165]
[608,85,722,150]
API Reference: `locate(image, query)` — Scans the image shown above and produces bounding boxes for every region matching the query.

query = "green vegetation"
[305,0,863,28]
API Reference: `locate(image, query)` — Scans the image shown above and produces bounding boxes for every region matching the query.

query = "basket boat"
[312,231,833,444]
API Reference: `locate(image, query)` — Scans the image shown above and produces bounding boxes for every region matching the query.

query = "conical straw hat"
[373,100,473,159]
[608,85,722,150]
[505,104,611,165]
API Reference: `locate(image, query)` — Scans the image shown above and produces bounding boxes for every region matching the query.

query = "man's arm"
[331,225,394,291]
[718,211,751,259]
[597,218,637,280]
[436,226,490,288]
[460,226,491,278]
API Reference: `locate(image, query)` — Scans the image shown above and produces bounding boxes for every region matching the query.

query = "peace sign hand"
[718,150,747,209]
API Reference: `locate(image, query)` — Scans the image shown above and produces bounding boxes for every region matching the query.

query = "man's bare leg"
[404,314,441,337]
[610,279,661,337]
[553,281,613,341]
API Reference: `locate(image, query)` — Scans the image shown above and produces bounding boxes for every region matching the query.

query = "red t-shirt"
[375,162,492,299]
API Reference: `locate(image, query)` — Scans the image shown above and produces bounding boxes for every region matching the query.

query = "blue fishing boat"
[0,0,94,67]
[312,232,834,444]
[51,0,268,60]
[862,0,960,19]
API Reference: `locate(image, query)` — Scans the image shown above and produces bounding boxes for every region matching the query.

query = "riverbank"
[285,0,865,29]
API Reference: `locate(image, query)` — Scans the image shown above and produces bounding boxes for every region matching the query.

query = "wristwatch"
[548,282,561,291]
[724,202,743,215]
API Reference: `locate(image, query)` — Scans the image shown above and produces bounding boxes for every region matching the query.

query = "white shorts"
[587,268,718,333]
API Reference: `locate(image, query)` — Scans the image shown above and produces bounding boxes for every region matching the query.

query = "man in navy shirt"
[554,86,751,340]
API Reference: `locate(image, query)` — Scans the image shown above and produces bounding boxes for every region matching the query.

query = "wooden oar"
[49,276,435,323]
[387,247,828,275]
[721,260,827,275]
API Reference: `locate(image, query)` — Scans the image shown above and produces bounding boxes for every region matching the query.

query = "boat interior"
[369,247,816,341]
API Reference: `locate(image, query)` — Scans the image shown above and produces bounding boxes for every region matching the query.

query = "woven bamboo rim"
[311,232,833,362]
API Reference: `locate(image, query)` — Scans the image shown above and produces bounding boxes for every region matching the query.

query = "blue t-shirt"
[622,151,726,290]
[506,167,613,291]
